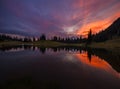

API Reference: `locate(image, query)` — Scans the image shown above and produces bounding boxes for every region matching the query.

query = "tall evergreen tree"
[87,29,92,44]
[40,34,46,40]
[53,36,58,41]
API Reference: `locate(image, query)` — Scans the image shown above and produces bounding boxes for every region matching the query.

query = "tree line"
[0,26,119,44]
[0,33,87,43]
[0,17,120,44]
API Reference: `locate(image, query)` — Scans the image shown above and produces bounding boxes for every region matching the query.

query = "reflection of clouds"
[76,13,120,36]
[75,52,120,78]
[5,48,24,52]
[63,54,79,63]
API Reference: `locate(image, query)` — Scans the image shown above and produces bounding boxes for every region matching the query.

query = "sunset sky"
[0,0,120,37]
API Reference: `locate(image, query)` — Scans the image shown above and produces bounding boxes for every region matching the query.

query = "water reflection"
[0,45,120,89]
[0,45,120,72]
[75,52,120,78]
[0,45,86,53]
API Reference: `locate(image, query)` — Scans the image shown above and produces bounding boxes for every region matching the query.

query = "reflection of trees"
[0,45,23,52]
[32,46,35,51]
[52,48,57,52]
[88,48,120,72]
[24,45,31,49]
[0,46,85,53]
[39,47,46,54]
[0,45,120,72]
[79,49,82,54]
[87,49,92,62]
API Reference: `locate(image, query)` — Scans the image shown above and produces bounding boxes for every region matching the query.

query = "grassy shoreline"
[0,38,120,50]
[0,40,83,48]
[88,38,120,50]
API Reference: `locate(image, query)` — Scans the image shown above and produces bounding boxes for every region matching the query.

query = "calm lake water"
[0,46,120,89]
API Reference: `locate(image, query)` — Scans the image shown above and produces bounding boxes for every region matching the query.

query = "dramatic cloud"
[0,0,120,37]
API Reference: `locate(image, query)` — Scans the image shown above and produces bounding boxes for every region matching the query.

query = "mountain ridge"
[93,17,120,42]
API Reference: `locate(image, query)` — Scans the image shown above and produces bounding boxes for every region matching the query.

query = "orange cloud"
[76,12,120,37]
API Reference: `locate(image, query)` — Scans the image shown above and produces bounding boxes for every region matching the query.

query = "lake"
[0,45,120,89]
